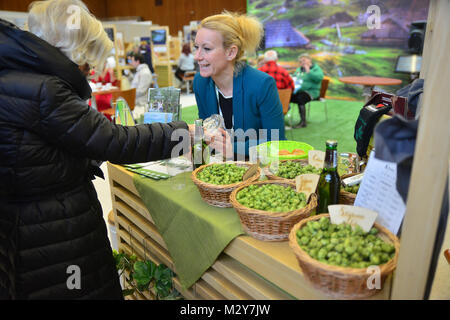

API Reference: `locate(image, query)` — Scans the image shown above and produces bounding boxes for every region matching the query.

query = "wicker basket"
[289,214,400,299]
[264,159,309,182]
[229,180,318,241]
[191,162,261,208]
[339,173,360,205]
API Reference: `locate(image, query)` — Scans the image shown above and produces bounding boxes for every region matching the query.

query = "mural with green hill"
[247,0,429,99]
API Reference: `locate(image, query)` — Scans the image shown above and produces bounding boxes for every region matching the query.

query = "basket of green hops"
[339,173,360,205]
[289,214,400,299]
[191,162,261,208]
[265,159,322,182]
[230,180,317,241]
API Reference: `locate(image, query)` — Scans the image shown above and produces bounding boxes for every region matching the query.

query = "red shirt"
[259,61,295,91]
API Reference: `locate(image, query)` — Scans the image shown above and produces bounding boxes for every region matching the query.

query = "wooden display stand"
[169,36,182,63]
[150,26,175,87]
[103,24,128,88]
[107,163,391,300]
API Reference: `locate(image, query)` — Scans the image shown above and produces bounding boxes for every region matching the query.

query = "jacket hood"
[0,19,91,100]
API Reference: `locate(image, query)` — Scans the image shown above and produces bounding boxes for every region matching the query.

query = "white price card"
[328,205,378,232]
[354,151,406,235]
[308,150,325,169]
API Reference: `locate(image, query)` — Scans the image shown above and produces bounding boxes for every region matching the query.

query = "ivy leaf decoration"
[133,261,156,290]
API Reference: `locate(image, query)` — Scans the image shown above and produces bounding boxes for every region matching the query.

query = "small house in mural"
[264,19,310,48]
[360,18,409,46]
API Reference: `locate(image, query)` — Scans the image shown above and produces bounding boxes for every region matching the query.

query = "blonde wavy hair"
[200,11,263,74]
[27,0,112,68]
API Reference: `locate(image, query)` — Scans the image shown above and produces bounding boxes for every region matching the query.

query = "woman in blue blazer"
[192,11,286,159]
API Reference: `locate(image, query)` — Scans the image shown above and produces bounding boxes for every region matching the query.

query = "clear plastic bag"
[202,114,225,132]
[202,114,232,162]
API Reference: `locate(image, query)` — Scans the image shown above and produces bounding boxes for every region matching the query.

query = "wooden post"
[391,0,450,299]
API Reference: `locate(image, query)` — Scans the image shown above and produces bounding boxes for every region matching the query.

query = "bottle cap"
[326,140,338,147]
[194,119,203,126]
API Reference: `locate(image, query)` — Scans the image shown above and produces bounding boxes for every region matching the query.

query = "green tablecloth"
[133,172,244,289]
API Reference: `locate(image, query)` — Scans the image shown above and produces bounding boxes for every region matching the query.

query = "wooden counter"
[107,163,392,300]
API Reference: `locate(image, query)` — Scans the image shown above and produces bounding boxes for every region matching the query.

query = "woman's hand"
[204,128,233,160]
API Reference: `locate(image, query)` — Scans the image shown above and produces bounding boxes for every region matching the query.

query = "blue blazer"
[193,65,286,156]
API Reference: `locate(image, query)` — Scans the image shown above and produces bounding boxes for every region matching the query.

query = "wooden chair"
[181,71,196,94]
[100,88,136,119]
[277,88,292,115]
[306,76,330,121]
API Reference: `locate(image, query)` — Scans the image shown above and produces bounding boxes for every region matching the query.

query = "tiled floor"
[93,93,449,300]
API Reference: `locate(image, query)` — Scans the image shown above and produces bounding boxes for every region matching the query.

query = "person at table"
[290,53,324,128]
[193,11,286,160]
[130,52,153,118]
[259,50,295,92]
[90,56,119,120]
[0,0,189,300]
[175,43,196,83]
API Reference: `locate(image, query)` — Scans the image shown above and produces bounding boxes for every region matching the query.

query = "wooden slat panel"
[212,255,294,300]
[201,269,252,300]
[117,225,173,270]
[114,199,163,248]
[194,279,226,300]
[113,184,154,223]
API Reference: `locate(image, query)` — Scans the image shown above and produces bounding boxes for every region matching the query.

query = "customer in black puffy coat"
[0,0,189,300]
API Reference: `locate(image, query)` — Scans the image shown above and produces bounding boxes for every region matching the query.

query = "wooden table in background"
[90,87,120,114]
[339,76,402,102]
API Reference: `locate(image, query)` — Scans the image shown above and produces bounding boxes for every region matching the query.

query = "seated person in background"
[258,50,295,92]
[96,56,119,87]
[193,11,286,160]
[175,43,195,84]
[90,56,119,120]
[290,53,324,128]
[130,52,153,118]
[139,42,155,74]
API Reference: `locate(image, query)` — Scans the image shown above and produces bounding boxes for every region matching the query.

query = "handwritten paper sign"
[354,151,406,235]
[308,150,325,169]
[328,205,378,232]
[295,174,320,200]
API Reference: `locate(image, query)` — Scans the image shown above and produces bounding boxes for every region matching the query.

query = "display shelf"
[108,163,392,300]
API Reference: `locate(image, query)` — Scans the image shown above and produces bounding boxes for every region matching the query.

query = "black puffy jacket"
[0,19,188,299]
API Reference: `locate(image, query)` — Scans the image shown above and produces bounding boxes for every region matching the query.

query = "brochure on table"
[144,87,181,124]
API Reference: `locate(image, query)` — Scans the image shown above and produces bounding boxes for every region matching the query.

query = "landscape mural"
[248,0,429,100]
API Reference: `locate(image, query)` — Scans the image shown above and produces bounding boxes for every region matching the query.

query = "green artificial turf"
[181,98,363,154]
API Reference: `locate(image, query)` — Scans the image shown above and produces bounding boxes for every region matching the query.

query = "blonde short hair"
[200,11,263,74]
[27,0,113,68]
